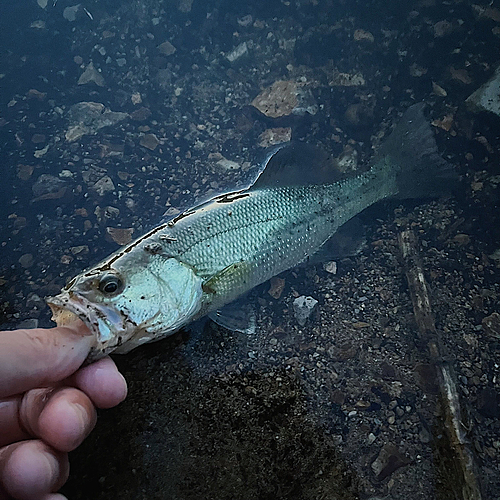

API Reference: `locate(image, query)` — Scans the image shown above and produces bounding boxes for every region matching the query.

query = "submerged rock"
[32,174,67,201]
[78,62,105,87]
[371,443,410,481]
[466,65,500,117]
[293,296,318,326]
[66,102,128,142]
[226,42,248,63]
[251,80,317,118]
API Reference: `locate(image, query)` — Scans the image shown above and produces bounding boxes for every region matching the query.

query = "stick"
[398,229,481,500]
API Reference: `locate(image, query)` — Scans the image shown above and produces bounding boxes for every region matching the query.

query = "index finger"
[0,321,94,398]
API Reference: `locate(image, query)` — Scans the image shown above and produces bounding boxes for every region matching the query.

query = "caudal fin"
[378,103,458,199]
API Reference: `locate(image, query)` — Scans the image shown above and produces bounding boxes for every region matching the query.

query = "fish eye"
[98,274,123,295]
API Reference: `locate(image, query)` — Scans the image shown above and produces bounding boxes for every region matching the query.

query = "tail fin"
[377,103,458,199]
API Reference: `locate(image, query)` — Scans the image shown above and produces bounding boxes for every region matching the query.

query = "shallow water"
[1,0,499,498]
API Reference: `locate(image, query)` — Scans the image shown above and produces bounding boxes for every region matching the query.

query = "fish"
[47,103,457,361]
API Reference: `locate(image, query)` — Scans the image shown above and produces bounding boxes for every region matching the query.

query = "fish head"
[47,254,204,361]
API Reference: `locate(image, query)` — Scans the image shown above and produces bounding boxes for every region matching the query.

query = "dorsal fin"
[251,142,344,189]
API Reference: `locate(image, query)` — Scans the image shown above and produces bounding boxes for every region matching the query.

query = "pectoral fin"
[208,301,256,335]
[202,261,252,295]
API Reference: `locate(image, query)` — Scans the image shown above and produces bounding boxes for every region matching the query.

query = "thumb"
[0,321,94,398]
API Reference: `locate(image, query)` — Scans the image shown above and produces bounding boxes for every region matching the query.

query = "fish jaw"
[47,291,135,360]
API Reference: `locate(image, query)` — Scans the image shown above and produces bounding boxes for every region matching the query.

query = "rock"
[17,318,39,329]
[251,80,317,118]
[92,176,115,196]
[482,312,500,339]
[31,133,46,144]
[34,145,49,158]
[30,20,46,29]
[336,145,358,172]
[107,227,134,245]
[130,107,152,121]
[293,296,318,326]
[432,81,447,97]
[17,164,34,180]
[433,20,453,37]
[32,174,67,200]
[450,66,472,84]
[452,233,470,245]
[258,127,292,147]
[19,254,34,268]
[131,92,142,104]
[70,245,89,255]
[323,261,337,274]
[466,65,500,117]
[63,4,80,21]
[237,15,253,27]
[215,158,240,171]
[140,133,160,150]
[178,0,193,12]
[371,443,410,481]
[157,41,176,56]
[432,114,454,131]
[66,102,128,142]
[329,70,365,87]
[78,62,105,87]
[268,277,285,299]
[226,42,248,63]
[26,293,44,311]
[26,89,47,101]
[353,29,374,42]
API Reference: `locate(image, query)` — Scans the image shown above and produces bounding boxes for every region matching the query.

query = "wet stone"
[251,80,317,118]
[157,41,176,56]
[18,254,34,268]
[66,102,128,142]
[78,62,105,87]
[371,443,410,481]
[130,107,152,121]
[139,133,160,151]
[226,42,248,63]
[107,227,134,245]
[17,164,34,180]
[482,312,500,339]
[268,277,285,299]
[91,176,115,196]
[293,296,318,326]
[466,65,500,117]
[31,133,46,144]
[32,174,67,199]
[16,318,39,329]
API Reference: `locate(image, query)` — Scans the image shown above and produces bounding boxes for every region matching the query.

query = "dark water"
[1,0,499,499]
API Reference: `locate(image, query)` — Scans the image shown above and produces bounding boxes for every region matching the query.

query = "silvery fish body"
[47,104,455,361]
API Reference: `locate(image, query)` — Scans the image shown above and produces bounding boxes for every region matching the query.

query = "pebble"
[92,176,115,196]
[19,254,34,268]
[16,318,39,329]
[78,62,105,87]
[293,295,318,326]
[226,42,248,62]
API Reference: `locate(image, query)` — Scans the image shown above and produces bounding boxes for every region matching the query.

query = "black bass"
[47,104,456,361]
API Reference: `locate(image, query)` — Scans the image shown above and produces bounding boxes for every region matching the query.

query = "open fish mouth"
[47,292,129,360]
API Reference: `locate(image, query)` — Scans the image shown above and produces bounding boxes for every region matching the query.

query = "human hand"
[0,322,127,500]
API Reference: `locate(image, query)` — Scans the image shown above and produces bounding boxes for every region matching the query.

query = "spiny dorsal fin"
[251,142,344,189]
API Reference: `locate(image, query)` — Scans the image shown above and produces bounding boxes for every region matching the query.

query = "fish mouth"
[47,292,130,361]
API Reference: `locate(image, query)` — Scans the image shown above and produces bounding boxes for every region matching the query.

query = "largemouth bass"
[47,103,456,361]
